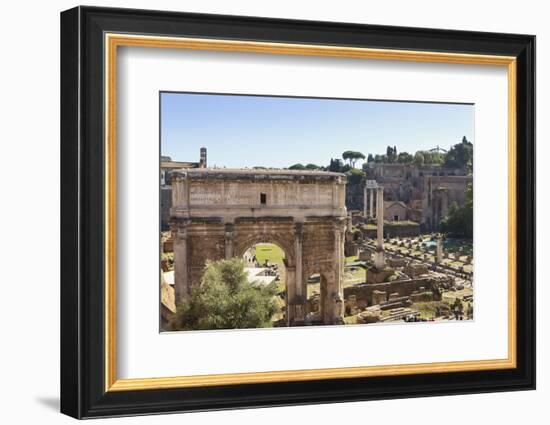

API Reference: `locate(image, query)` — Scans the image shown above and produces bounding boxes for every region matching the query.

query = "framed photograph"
[60,6,535,419]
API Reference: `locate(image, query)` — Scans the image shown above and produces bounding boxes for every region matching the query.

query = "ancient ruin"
[347,162,472,232]
[169,168,348,326]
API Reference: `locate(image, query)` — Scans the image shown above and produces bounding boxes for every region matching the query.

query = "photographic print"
[159,92,474,332]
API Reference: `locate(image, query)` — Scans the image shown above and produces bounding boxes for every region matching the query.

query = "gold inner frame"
[104,33,517,392]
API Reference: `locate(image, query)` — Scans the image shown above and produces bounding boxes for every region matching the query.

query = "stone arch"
[170,168,347,326]
[233,234,295,267]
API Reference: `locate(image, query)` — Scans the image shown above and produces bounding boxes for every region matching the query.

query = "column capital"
[333,218,347,234]
[177,226,188,240]
[294,222,304,240]
[224,223,234,239]
[172,218,190,240]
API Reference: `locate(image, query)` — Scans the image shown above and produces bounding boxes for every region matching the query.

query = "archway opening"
[242,242,287,326]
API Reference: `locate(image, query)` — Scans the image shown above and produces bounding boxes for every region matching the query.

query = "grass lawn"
[254,243,285,265]
[251,243,288,295]
[344,267,365,285]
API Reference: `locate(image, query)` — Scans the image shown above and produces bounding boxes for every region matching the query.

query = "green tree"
[367,153,374,163]
[374,154,388,163]
[347,168,365,185]
[288,163,306,170]
[444,136,473,172]
[440,183,473,238]
[305,163,321,170]
[169,258,279,331]
[328,158,344,172]
[342,150,366,168]
[413,151,425,166]
[418,150,445,165]
[397,151,413,164]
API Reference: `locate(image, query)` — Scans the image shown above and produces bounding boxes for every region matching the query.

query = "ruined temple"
[348,162,472,231]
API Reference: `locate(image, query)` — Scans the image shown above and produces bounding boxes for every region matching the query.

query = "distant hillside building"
[349,161,472,232]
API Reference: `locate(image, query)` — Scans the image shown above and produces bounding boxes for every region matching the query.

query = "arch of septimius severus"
[170,168,347,325]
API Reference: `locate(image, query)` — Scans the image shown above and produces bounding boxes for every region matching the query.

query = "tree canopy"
[169,258,279,331]
[444,136,473,172]
[386,146,398,162]
[288,163,306,170]
[328,158,344,172]
[342,150,366,168]
[413,151,425,166]
[440,183,473,238]
[397,151,413,164]
[347,168,365,185]
[305,163,321,170]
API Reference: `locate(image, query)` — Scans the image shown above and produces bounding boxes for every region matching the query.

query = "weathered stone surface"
[357,306,381,324]
[371,290,387,305]
[387,257,406,268]
[410,291,434,303]
[344,277,435,307]
[404,262,429,278]
[170,169,348,326]
[358,249,372,261]
[366,267,394,284]
[379,296,412,310]
[345,295,360,316]
[388,292,401,301]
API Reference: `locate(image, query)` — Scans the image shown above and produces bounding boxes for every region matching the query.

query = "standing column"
[369,188,374,218]
[328,219,346,324]
[376,187,385,249]
[293,222,304,323]
[374,187,386,269]
[363,186,368,217]
[436,237,443,264]
[224,223,234,259]
[173,221,189,304]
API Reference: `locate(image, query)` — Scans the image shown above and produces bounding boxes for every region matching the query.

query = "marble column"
[328,219,345,324]
[374,187,386,269]
[376,187,384,249]
[173,221,189,304]
[285,266,296,325]
[436,237,443,264]
[369,188,374,218]
[293,222,305,323]
[224,223,234,259]
[363,186,368,217]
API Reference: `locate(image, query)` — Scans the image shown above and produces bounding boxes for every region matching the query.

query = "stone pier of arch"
[170,168,348,326]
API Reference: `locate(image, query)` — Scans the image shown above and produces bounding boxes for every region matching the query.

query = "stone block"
[410,291,433,303]
[371,290,387,305]
[388,292,401,300]
[367,267,394,284]
[404,263,429,278]
[387,258,406,268]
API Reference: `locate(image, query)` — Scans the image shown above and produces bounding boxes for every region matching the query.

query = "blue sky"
[160,92,474,168]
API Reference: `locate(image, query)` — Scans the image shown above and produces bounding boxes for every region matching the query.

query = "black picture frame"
[60,5,535,419]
